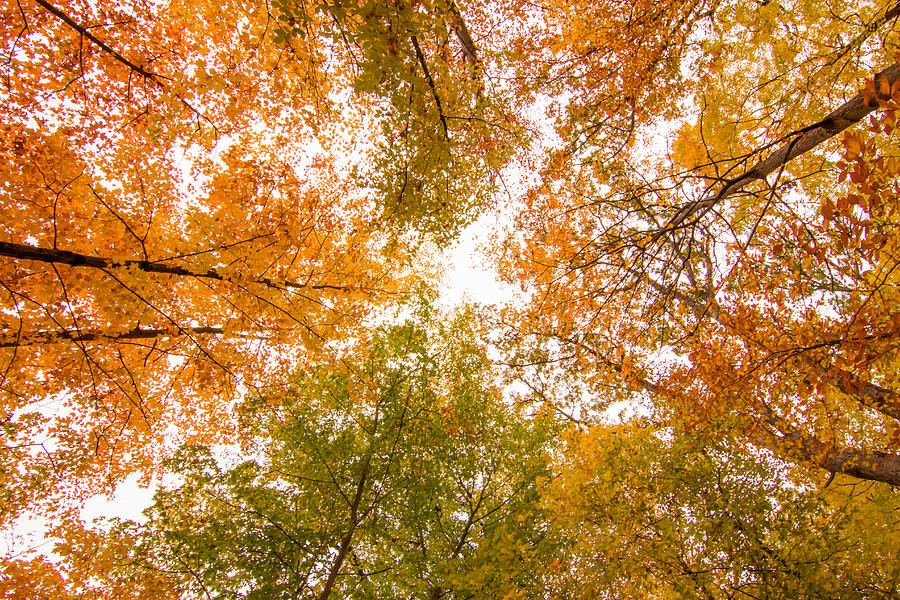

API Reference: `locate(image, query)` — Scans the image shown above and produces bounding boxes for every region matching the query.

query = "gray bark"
[665,62,900,232]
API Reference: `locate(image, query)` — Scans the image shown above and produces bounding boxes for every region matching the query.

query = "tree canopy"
[3,0,900,596]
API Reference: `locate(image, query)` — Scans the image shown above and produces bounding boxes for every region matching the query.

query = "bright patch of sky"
[437,209,519,307]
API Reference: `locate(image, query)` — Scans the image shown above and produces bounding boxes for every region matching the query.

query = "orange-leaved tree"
[496,0,900,486]
[0,0,528,529]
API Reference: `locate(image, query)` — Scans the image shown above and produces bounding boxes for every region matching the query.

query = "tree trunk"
[665,61,900,232]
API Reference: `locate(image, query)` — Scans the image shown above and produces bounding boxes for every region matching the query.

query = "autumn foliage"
[3,0,900,596]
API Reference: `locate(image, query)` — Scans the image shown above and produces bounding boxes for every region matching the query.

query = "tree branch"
[33,0,220,132]
[638,271,900,422]
[813,365,900,422]
[33,0,163,84]
[0,240,349,292]
[0,325,275,348]
[411,35,450,142]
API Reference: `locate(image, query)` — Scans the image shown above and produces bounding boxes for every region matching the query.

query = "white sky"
[438,210,518,307]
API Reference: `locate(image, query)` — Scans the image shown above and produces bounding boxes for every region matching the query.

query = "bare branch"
[0,240,350,292]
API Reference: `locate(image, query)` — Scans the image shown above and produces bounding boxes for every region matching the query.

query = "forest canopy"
[2,0,900,597]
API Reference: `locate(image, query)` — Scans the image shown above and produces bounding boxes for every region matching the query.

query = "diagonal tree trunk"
[446,1,478,63]
[317,429,376,600]
[756,406,900,486]
[664,60,900,233]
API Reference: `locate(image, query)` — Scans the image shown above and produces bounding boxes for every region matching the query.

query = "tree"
[24,310,560,600]
[7,0,900,595]
[0,140,403,523]
[0,0,527,524]
[269,0,527,242]
[542,422,900,598]
[495,0,900,486]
